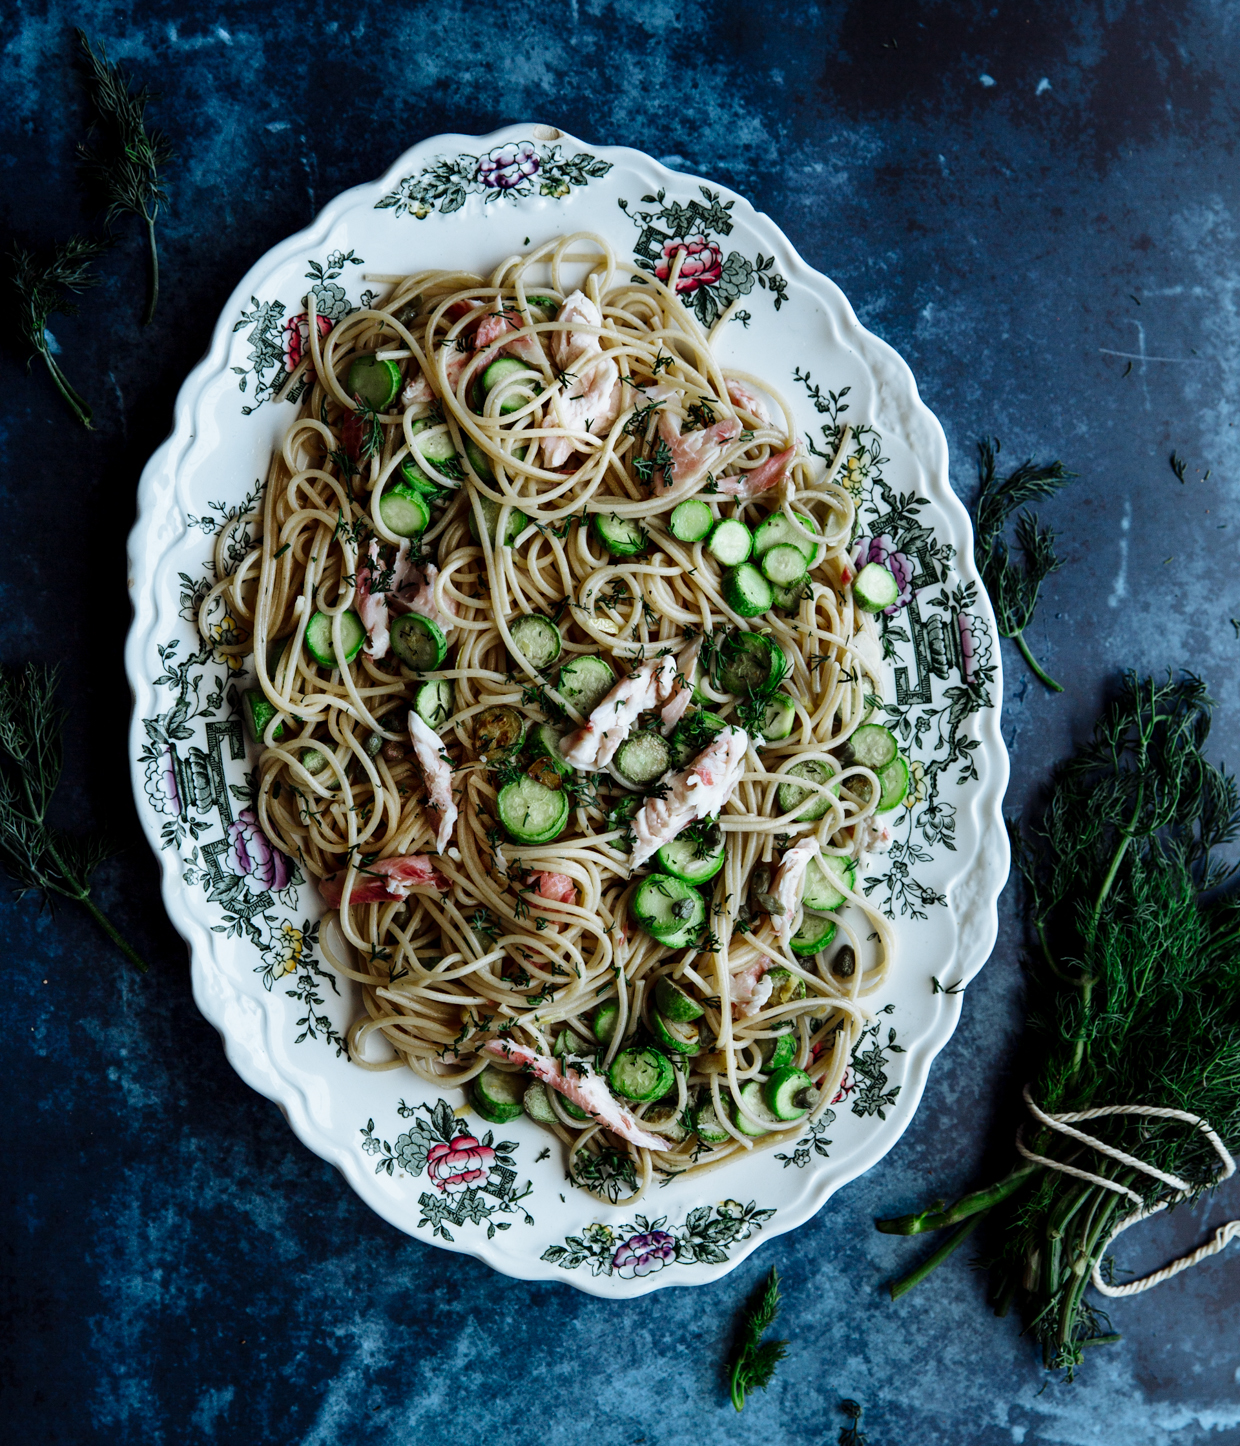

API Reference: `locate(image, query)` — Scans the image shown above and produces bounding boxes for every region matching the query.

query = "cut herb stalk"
[972,436,1074,692]
[876,674,1240,1378]
[11,236,110,428]
[77,30,174,325]
[727,1267,787,1411]
[0,664,147,973]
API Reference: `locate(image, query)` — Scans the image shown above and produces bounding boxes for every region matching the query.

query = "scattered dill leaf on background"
[727,1267,787,1411]
[0,664,147,972]
[10,235,111,428]
[76,29,173,325]
[972,436,1074,692]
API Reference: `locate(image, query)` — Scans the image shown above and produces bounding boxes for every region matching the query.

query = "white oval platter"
[125,124,1009,1297]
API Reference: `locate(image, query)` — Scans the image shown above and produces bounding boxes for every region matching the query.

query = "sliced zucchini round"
[472,1065,525,1124]
[509,614,562,670]
[632,875,706,942]
[390,613,448,672]
[753,510,818,561]
[347,354,401,410]
[764,1066,818,1122]
[722,563,773,618]
[473,705,527,757]
[654,832,726,886]
[654,974,706,1023]
[790,912,837,957]
[651,1009,701,1056]
[801,853,857,913]
[771,577,810,611]
[733,1079,781,1137]
[463,434,496,484]
[876,754,911,812]
[670,710,729,768]
[522,1081,558,1124]
[707,518,753,566]
[776,759,838,823]
[497,775,569,843]
[758,693,796,743]
[764,967,807,1004]
[844,723,899,771]
[528,722,572,778]
[593,511,646,557]
[482,356,540,415]
[854,561,899,612]
[759,1029,797,1071]
[399,457,445,500]
[692,1097,731,1145]
[527,757,565,791]
[557,655,614,716]
[760,543,809,589]
[243,688,284,743]
[305,609,365,668]
[641,1101,689,1144]
[718,631,788,696]
[414,679,455,730]
[593,999,620,1044]
[669,498,714,542]
[614,729,672,787]
[608,1046,674,1102]
[469,493,529,547]
[380,482,431,538]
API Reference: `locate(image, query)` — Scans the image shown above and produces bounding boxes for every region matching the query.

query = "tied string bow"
[1017,1084,1239,1298]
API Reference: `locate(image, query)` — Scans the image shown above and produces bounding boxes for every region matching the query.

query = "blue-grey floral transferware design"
[232,250,378,414]
[376,140,613,218]
[541,1200,775,1278]
[360,1099,533,1242]
[619,185,790,328]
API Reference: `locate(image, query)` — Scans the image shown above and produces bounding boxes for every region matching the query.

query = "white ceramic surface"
[125,125,1009,1297]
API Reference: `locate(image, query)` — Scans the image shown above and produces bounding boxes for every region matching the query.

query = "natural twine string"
[1016,1084,1240,1299]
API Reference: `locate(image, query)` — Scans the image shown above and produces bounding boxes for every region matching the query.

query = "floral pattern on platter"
[618,186,790,328]
[375,141,613,219]
[360,1099,533,1241]
[541,1200,775,1278]
[138,490,345,1046]
[231,251,379,414]
[794,371,998,921]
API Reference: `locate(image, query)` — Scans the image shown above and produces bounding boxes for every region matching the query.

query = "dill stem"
[142,213,159,326]
[889,1213,983,1300]
[1013,631,1064,692]
[77,893,150,974]
[875,1164,1035,1235]
[38,345,93,429]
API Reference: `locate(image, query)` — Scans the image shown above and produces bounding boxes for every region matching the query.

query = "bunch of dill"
[877,674,1240,1376]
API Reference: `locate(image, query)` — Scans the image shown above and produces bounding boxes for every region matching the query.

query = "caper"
[831,945,856,979]
[671,897,696,921]
[365,731,384,757]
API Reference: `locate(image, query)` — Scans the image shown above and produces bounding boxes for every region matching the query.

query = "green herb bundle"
[11,235,110,429]
[727,1267,787,1410]
[879,674,1240,1376]
[972,438,1074,692]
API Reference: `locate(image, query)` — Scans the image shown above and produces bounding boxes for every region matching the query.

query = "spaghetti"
[205,232,902,1204]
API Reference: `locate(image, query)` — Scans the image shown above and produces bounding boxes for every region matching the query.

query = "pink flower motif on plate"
[477,141,539,190]
[654,236,724,294]
[956,612,992,685]
[224,808,293,895]
[282,311,333,373]
[426,1135,497,1194]
[612,1229,676,1278]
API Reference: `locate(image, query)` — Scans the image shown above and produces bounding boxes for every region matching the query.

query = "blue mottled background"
[5,2,1240,1442]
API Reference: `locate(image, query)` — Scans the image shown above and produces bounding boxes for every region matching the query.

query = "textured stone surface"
[4,2,1240,1442]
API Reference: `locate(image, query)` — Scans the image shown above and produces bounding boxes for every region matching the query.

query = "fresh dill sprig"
[972,437,1074,692]
[877,674,1240,1378]
[0,664,147,973]
[76,29,174,326]
[10,235,111,428]
[728,1267,787,1411]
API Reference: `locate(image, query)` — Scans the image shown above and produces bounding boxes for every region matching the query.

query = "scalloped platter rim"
[124,124,1009,1298]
